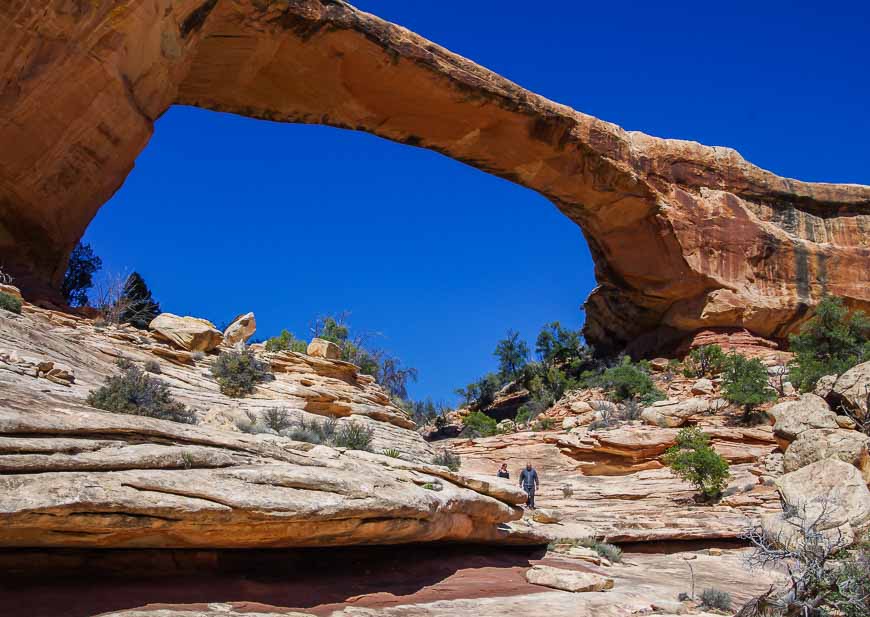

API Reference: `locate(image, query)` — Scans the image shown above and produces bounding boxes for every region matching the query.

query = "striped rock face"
[1,0,868,353]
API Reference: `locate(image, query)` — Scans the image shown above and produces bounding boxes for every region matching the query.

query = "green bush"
[264,329,308,353]
[663,427,730,499]
[596,357,665,404]
[593,542,623,563]
[462,410,498,437]
[722,353,776,422]
[0,291,21,314]
[333,421,374,451]
[700,588,732,611]
[87,365,196,424]
[210,348,271,397]
[261,407,293,432]
[382,448,401,458]
[533,417,557,431]
[432,449,462,471]
[682,344,727,378]
[789,296,870,392]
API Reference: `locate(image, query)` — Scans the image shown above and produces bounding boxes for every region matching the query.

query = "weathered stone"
[532,509,561,524]
[763,459,870,548]
[769,394,839,445]
[783,428,870,481]
[223,312,256,347]
[149,314,223,352]
[1,1,867,353]
[814,374,839,399]
[525,565,614,592]
[691,378,714,395]
[307,338,341,360]
[641,398,710,428]
[831,361,870,420]
[0,284,22,299]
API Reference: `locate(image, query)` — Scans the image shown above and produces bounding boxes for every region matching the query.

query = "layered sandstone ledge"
[1,0,868,352]
[0,305,534,548]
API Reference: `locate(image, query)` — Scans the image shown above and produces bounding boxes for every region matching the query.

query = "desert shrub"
[682,345,728,378]
[264,329,308,353]
[700,588,732,611]
[62,241,102,307]
[622,397,644,421]
[432,449,462,471]
[87,365,196,424]
[303,415,338,442]
[588,400,620,431]
[0,291,21,314]
[210,348,271,397]
[789,296,870,392]
[516,398,550,428]
[514,406,532,427]
[722,354,776,422]
[288,428,323,444]
[261,407,292,432]
[741,498,870,617]
[593,542,623,563]
[382,448,401,458]
[533,417,556,431]
[663,427,730,499]
[462,410,498,437]
[556,538,623,563]
[235,410,264,434]
[333,421,374,451]
[562,485,574,498]
[596,357,664,404]
[143,360,162,374]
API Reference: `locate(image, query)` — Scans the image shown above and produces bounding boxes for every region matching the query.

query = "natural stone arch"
[1,0,868,353]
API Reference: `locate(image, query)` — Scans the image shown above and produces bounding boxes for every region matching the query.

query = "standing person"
[497,463,510,479]
[519,462,539,509]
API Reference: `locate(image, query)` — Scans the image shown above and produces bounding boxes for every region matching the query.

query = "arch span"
[1,0,869,352]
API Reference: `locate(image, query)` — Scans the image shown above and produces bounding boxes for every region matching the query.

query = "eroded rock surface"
[1,1,868,352]
[0,305,536,548]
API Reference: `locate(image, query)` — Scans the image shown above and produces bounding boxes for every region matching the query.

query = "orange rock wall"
[1,0,868,352]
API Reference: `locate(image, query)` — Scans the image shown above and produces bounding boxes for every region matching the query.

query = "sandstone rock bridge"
[2,0,869,353]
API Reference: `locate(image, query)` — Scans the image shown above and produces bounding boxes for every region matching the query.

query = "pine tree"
[119,272,160,329]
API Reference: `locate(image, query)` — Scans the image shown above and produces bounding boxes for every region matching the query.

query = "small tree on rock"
[62,242,102,307]
[682,344,728,378]
[722,353,776,423]
[494,329,529,381]
[118,272,161,329]
[789,296,870,392]
[663,427,730,500]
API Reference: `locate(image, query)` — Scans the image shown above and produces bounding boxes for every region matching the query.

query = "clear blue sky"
[84,0,869,404]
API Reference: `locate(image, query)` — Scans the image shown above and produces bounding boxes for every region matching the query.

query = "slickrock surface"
[448,423,782,543]
[2,1,868,352]
[0,305,532,548]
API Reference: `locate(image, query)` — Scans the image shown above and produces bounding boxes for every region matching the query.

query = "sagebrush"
[87,365,195,424]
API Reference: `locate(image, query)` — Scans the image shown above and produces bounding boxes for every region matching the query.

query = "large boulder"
[830,361,870,420]
[149,313,223,352]
[763,459,870,548]
[641,398,710,428]
[223,312,256,347]
[768,394,839,446]
[525,565,614,593]
[783,428,870,482]
[307,338,342,360]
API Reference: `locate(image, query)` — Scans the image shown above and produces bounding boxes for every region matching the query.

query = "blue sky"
[84,0,869,404]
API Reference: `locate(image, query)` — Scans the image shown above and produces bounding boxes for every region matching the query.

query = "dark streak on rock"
[181,0,218,39]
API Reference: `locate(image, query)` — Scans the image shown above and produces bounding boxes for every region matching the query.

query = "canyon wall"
[1,0,869,352]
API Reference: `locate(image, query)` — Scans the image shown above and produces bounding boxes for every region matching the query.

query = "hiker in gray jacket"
[519,462,539,509]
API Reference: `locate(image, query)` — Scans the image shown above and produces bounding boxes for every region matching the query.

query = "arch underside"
[1,0,869,353]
